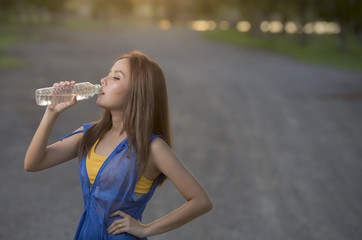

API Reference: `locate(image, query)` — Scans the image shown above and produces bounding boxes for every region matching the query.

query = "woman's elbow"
[199,196,213,214]
[205,198,213,213]
[24,158,38,172]
[24,163,35,172]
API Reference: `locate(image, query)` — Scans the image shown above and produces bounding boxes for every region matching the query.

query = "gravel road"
[1,26,361,240]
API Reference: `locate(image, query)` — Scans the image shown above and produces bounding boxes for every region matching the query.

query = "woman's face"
[97,58,130,110]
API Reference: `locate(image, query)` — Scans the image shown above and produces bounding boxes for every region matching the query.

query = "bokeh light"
[236,21,251,32]
[260,21,283,33]
[284,22,298,34]
[188,20,216,31]
[303,21,341,34]
[260,21,269,32]
[159,20,172,30]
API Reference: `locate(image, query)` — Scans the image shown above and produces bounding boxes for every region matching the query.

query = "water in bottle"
[35,82,101,106]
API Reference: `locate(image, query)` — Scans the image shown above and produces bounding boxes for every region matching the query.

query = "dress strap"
[150,134,162,143]
[60,122,95,141]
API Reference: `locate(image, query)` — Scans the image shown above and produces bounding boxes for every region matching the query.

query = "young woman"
[24,51,213,239]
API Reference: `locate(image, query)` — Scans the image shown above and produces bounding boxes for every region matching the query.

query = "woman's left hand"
[107,210,149,238]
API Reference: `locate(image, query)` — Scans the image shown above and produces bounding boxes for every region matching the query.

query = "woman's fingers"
[107,210,128,233]
[107,219,127,234]
[107,219,120,233]
[47,96,77,111]
[110,210,129,218]
[52,81,75,88]
[107,210,131,234]
[111,223,127,235]
[66,96,77,106]
[47,81,77,112]
[106,212,146,237]
[63,81,73,87]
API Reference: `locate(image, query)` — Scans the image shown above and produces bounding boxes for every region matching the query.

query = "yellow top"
[86,139,154,194]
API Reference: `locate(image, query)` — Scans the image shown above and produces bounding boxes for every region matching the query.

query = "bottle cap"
[95,84,101,94]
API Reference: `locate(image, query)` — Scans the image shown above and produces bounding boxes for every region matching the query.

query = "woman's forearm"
[145,197,213,237]
[24,110,59,171]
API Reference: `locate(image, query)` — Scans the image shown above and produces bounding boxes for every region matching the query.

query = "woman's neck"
[110,110,126,136]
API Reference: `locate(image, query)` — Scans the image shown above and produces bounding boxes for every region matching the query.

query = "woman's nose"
[100,77,106,85]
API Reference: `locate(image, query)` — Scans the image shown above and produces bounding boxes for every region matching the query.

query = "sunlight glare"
[188,20,216,31]
[326,22,341,34]
[303,21,341,34]
[236,21,251,32]
[208,21,217,30]
[269,21,283,33]
[260,21,283,33]
[303,23,314,34]
[159,20,172,30]
[285,21,298,34]
[260,21,269,32]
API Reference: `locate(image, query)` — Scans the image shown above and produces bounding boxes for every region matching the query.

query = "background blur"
[1,0,362,239]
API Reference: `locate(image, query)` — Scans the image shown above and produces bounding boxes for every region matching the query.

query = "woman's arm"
[107,137,213,237]
[144,138,213,236]
[24,81,81,172]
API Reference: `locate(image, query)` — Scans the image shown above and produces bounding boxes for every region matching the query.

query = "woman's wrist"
[143,223,153,238]
[44,108,61,120]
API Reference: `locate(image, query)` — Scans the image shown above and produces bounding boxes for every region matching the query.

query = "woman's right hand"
[46,81,77,115]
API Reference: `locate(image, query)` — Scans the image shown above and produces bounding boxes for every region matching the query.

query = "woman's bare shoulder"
[150,137,171,154]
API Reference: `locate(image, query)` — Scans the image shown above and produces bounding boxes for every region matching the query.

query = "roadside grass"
[0,31,24,69]
[0,17,140,70]
[203,30,362,72]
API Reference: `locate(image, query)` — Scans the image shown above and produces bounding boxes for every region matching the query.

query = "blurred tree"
[149,0,183,23]
[355,4,362,43]
[234,0,278,38]
[315,0,362,52]
[32,0,67,13]
[91,0,133,20]
[0,0,15,11]
[0,0,68,24]
[32,0,68,23]
[149,0,162,22]
[274,0,294,31]
[147,0,179,23]
[164,0,178,23]
[290,0,315,46]
[193,0,219,19]
[0,0,15,22]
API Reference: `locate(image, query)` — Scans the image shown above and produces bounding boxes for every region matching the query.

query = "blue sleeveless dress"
[61,123,163,240]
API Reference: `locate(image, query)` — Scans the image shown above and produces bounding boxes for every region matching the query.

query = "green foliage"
[315,0,362,23]
[0,0,67,13]
[91,0,133,19]
[31,0,68,13]
[0,34,24,69]
[193,0,219,18]
[204,30,362,72]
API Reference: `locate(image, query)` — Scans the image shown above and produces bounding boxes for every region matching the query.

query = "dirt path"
[1,26,362,239]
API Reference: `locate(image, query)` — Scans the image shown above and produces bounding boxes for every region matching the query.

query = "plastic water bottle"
[35,82,101,106]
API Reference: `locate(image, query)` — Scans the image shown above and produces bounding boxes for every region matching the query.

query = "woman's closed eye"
[107,71,121,80]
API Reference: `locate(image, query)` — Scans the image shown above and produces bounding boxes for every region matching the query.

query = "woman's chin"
[96,99,105,108]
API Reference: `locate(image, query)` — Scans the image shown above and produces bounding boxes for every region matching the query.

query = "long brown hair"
[79,51,172,184]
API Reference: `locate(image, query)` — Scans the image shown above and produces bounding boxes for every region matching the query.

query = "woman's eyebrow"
[110,68,125,76]
[115,70,125,76]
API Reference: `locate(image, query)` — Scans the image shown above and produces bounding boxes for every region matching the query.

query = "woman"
[24,51,213,239]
